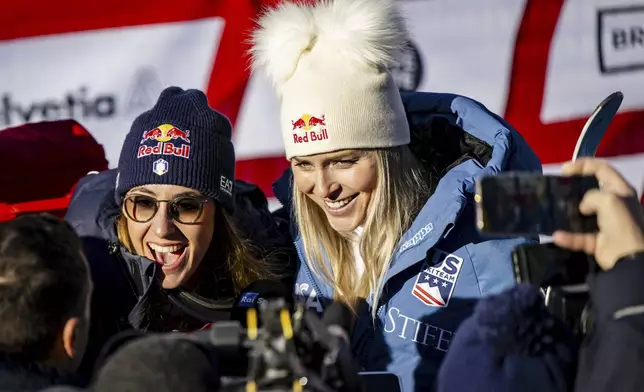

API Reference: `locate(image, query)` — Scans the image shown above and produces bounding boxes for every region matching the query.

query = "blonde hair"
[293,146,429,318]
[116,207,276,295]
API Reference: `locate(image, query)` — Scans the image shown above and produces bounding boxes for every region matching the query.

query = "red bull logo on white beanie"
[291,113,329,144]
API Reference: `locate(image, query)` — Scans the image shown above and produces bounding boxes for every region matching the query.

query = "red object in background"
[0,191,76,221]
[0,120,108,220]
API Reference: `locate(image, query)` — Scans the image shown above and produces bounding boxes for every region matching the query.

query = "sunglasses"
[122,194,209,224]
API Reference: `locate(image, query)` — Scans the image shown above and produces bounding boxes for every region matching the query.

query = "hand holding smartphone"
[475,173,599,236]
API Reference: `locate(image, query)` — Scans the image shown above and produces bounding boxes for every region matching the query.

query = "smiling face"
[291,150,378,233]
[123,184,216,289]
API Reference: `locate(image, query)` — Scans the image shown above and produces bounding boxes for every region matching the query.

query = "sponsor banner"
[1,0,644,201]
[0,18,224,170]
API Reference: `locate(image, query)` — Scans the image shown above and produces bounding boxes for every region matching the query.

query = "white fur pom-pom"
[250,0,408,86]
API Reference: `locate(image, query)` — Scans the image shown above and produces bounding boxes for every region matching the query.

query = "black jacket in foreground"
[0,353,85,392]
[576,253,644,392]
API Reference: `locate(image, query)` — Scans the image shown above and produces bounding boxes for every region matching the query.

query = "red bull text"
[138,142,190,159]
[291,114,329,144]
[138,123,191,159]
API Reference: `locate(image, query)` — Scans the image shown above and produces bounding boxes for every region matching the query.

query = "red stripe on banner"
[505,0,563,129]
[505,0,644,164]
[205,1,258,125]
[220,0,290,197]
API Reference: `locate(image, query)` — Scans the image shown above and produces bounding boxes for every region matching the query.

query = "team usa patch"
[138,123,191,159]
[411,252,464,308]
[152,158,168,176]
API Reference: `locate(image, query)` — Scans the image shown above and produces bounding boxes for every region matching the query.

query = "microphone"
[322,301,353,345]
[186,280,293,378]
[322,302,403,392]
[230,279,293,328]
[93,334,220,392]
[318,302,363,392]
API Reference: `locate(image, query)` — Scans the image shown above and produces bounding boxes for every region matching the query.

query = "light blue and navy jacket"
[272,91,542,392]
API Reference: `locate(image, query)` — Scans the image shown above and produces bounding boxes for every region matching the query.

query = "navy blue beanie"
[437,284,578,392]
[116,86,235,211]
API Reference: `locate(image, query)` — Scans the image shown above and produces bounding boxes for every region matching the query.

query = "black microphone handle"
[185,325,250,378]
[320,302,365,392]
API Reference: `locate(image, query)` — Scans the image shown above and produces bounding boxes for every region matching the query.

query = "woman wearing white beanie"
[251,0,542,390]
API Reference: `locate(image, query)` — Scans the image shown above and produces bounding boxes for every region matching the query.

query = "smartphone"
[512,242,595,288]
[475,173,599,236]
[512,242,597,339]
[359,372,403,392]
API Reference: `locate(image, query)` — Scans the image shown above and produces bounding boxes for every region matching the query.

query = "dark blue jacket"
[575,254,644,392]
[65,169,295,374]
[273,91,542,392]
[0,353,84,392]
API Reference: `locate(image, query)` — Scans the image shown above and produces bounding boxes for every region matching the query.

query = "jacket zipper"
[360,296,387,369]
[108,241,144,298]
[294,240,326,308]
[128,258,144,296]
[294,239,386,370]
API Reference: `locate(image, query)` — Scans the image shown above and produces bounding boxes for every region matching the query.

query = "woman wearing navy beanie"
[65,87,293,371]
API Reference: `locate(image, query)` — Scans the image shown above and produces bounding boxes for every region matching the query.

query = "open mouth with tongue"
[148,243,188,273]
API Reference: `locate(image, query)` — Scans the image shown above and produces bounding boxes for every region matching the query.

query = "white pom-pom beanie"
[250,0,410,160]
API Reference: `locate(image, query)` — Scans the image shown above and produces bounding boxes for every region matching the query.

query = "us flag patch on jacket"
[412,252,464,307]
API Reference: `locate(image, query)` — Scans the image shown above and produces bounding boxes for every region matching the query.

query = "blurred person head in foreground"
[0,214,92,391]
[437,284,577,392]
[91,334,218,392]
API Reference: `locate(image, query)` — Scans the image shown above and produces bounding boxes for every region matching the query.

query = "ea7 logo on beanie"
[138,123,191,159]
[292,113,328,144]
[219,175,233,196]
